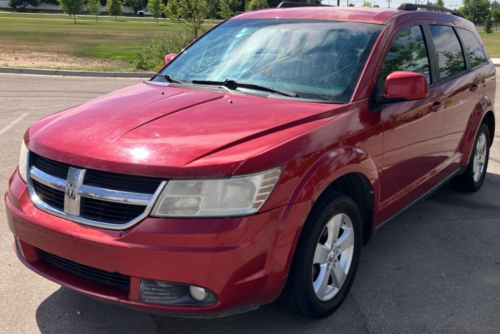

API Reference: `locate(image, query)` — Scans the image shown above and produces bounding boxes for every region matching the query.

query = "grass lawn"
[0,12,217,71]
[1,12,500,72]
[477,30,500,58]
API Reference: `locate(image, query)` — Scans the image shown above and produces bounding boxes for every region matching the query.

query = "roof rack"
[398,3,464,18]
[277,1,332,8]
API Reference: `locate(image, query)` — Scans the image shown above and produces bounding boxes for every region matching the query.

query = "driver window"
[377,26,431,93]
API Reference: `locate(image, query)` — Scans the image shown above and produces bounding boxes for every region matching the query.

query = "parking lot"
[0,73,499,333]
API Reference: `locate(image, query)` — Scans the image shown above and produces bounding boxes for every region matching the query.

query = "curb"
[1,64,499,78]
[0,67,155,78]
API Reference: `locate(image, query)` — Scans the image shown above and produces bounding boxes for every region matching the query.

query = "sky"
[321,0,462,10]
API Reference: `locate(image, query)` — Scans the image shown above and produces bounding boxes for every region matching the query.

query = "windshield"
[155,19,382,103]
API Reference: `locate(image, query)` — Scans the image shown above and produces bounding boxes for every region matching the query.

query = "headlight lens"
[18,140,29,183]
[151,168,281,217]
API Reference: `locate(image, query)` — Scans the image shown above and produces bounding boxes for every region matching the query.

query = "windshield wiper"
[156,73,184,84]
[191,79,298,98]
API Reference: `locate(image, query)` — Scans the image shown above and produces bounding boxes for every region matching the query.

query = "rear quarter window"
[457,28,488,67]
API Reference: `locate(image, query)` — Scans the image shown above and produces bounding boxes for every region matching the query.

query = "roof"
[233,7,402,25]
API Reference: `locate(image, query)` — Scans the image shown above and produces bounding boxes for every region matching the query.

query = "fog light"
[189,285,206,302]
[140,279,218,305]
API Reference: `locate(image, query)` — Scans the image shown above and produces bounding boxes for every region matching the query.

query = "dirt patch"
[0,50,130,71]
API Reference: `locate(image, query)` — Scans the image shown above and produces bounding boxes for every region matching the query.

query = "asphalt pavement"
[0,73,499,334]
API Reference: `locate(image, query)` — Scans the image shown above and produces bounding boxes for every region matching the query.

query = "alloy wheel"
[312,213,355,301]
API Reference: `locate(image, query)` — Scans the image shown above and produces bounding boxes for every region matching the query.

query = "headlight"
[18,140,29,183]
[151,168,281,217]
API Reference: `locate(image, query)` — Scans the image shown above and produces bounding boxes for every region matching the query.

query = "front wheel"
[139,13,144,17]
[450,123,490,192]
[279,191,362,318]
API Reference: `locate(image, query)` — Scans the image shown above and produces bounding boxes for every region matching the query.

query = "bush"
[135,32,195,71]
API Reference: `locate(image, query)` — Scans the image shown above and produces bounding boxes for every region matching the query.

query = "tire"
[450,123,490,192]
[139,13,144,17]
[279,190,363,318]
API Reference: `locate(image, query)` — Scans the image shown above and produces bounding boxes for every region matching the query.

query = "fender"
[259,147,380,304]
[458,95,493,166]
[289,147,379,206]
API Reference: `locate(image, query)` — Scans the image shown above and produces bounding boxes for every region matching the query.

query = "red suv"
[5,3,495,318]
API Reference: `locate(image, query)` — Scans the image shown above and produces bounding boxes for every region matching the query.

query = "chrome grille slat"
[30,167,66,191]
[27,152,167,230]
[78,184,152,206]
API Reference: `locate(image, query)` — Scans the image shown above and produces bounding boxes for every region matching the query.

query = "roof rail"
[398,3,464,18]
[277,1,332,8]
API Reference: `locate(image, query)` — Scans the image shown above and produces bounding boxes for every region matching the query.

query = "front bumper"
[5,169,312,316]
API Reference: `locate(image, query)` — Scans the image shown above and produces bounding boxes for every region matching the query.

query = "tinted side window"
[429,25,466,80]
[381,26,431,85]
[457,28,488,67]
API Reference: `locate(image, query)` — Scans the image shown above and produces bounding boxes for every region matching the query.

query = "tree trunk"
[73,14,76,24]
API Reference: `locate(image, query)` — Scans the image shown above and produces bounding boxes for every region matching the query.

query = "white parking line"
[0,113,29,136]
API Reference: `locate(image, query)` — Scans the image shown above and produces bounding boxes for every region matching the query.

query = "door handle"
[430,101,444,112]
[469,84,480,92]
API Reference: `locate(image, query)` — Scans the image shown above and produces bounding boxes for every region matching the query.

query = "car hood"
[28,83,343,178]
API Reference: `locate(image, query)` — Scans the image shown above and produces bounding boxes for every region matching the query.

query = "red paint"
[384,72,429,101]
[5,7,496,316]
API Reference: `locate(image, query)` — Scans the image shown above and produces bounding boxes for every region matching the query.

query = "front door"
[377,24,446,222]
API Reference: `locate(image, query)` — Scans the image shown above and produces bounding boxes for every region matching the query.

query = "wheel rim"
[312,213,355,301]
[473,133,487,183]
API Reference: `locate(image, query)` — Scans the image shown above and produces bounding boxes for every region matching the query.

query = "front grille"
[81,197,147,224]
[39,249,131,290]
[28,153,165,229]
[32,180,64,210]
[32,154,70,180]
[84,169,163,194]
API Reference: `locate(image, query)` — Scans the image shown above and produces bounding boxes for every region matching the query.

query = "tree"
[87,0,101,22]
[228,0,241,12]
[218,0,233,19]
[8,0,39,10]
[373,3,379,7]
[107,0,122,20]
[247,0,268,11]
[459,0,491,24]
[492,8,500,30]
[362,1,371,6]
[431,0,445,7]
[148,0,163,25]
[58,0,84,23]
[163,0,211,38]
[485,12,493,33]
[123,0,145,13]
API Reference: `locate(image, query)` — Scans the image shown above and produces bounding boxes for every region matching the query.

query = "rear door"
[427,24,483,168]
[377,24,445,221]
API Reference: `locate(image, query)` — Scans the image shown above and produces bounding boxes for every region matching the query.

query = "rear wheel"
[450,123,490,192]
[139,12,144,17]
[279,190,362,318]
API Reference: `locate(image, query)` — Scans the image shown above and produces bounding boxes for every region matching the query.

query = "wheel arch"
[260,148,380,304]
[287,147,379,247]
[483,110,495,147]
[459,96,495,166]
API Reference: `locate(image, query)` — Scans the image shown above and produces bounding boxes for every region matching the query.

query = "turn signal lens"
[18,140,29,183]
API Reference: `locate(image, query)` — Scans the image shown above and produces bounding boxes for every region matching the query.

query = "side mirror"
[378,71,429,104]
[164,54,177,65]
